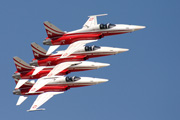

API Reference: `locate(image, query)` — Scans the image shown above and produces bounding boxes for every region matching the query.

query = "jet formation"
[12,14,145,111]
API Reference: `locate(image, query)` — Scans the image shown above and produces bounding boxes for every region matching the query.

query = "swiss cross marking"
[31,88,36,91]
[34,53,39,57]
[47,31,52,35]
[63,53,68,56]
[32,105,37,109]
[89,17,94,21]
[17,66,21,70]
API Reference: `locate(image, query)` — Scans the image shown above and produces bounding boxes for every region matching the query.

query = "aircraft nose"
[115,48,129,53]
[95,63,110,68]
[131,25,146,31]
[95,78,109,83]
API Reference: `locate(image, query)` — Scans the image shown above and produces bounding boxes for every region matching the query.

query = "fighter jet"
[43,14,145,54]
[12,56,109,89]
[13,76,108,111]
[30,41,129,66]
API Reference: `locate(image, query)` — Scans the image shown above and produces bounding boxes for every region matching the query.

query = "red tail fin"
[31,42,48,59]
[13,57,33,72]
[43,21,65,38]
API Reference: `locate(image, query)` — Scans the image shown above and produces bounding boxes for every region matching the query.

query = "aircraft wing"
[27,92,64,112]
[83,14,108,28]
[60,40,97,58]
[46,45,60,55]
[28,61,81,93]
[32,66,46,76]
[28,77,54,94]
[47,61,81,77]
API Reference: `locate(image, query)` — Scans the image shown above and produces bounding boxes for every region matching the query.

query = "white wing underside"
[60,40,97,58]
[16,95,28,106]
[27,92,64,111]
[28,77,54,94]
[32,66,46,76]
[47,61,81,77]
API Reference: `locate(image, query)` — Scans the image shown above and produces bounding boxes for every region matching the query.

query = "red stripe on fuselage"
[64,30,129,36]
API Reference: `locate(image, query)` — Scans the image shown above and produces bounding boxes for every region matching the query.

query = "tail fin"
[13,57,33,72]
[43,21,65,38]
[31,42,48,59]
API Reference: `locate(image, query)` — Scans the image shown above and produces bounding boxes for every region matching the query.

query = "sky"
[0,0,180,120]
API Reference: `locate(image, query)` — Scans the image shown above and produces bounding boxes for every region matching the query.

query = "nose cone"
[94,62,110,68]
[94,78,109,84]
[114,48,129,53]
[130,25,146,31]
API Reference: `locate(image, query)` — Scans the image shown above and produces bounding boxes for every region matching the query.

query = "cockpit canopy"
[66,76,81,82]
[85,45,101,51]
[99,23,116,29]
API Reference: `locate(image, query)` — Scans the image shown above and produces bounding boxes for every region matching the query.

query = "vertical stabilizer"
[43,21,65,38]
[13,57,33,72]
[31,42,48,59]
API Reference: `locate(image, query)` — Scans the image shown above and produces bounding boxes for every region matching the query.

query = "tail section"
[43,21,65,38]
[13,57,33,72]
[31,42,48,59]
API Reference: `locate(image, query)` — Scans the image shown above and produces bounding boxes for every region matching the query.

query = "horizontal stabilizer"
[16,95,28,106]
[15,79,29,89]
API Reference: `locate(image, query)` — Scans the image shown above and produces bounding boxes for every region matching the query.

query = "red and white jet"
[13,76,108,111]
[43,14,145,54]
[12,56,109,89]
[30,41,129,66]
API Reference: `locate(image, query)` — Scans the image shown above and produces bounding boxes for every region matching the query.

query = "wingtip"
[27,108,45,112]
[88,13,108,17]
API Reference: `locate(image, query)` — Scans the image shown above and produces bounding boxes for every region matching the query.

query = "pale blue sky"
[0,0,180,120]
